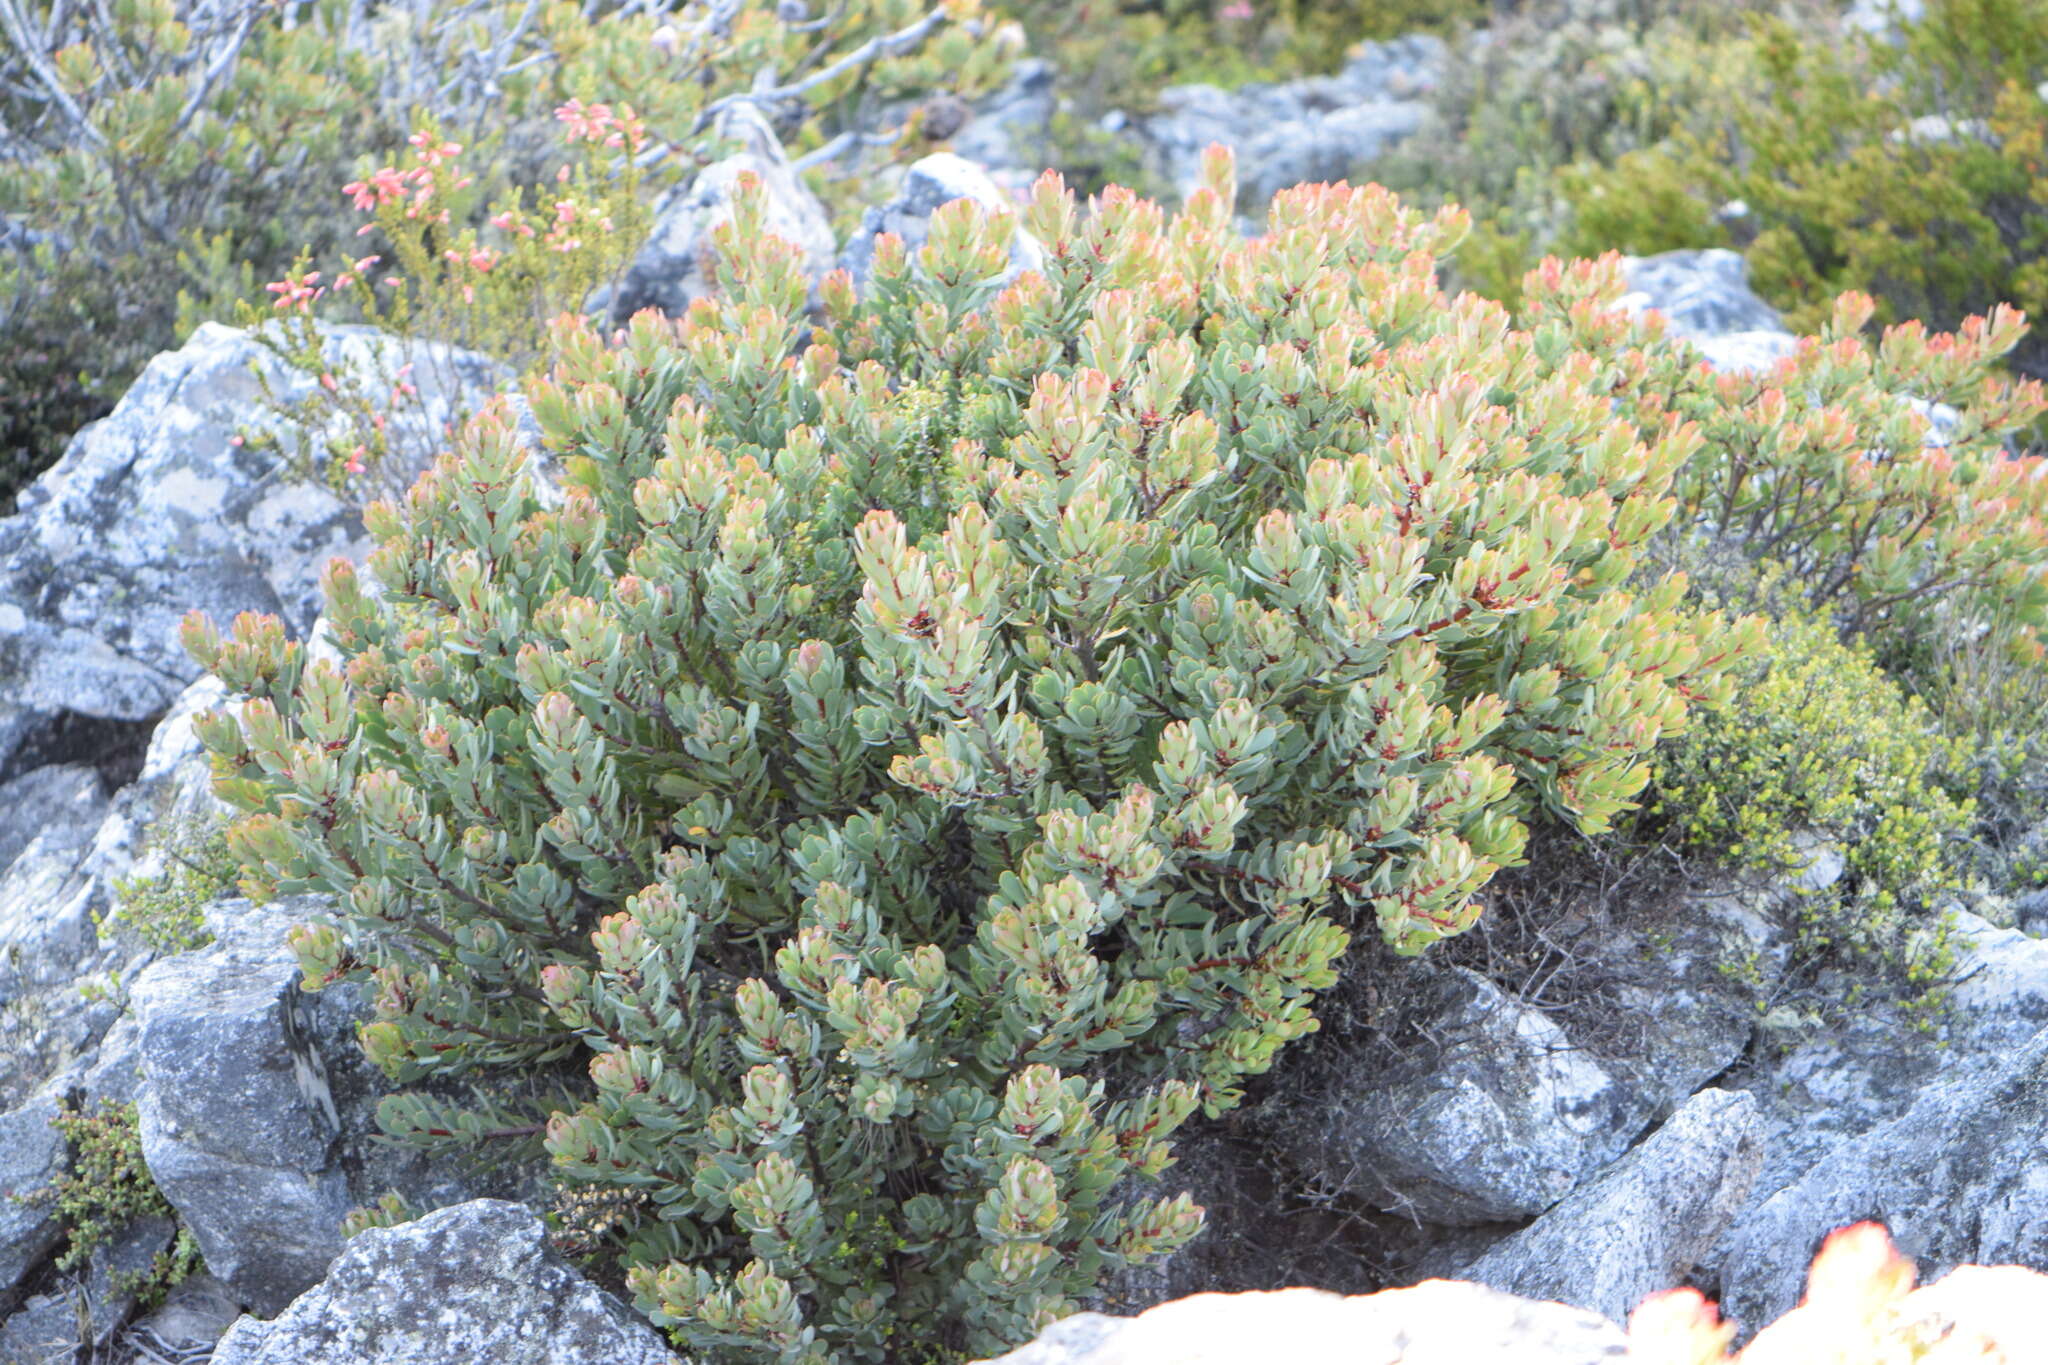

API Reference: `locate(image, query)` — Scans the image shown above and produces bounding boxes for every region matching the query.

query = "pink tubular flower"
[1221,0,1253,18]
[408,130,462,166]
[555,98,614,143]
[344,445,368,476]
[343,166,407,211]
[265,270,324,312]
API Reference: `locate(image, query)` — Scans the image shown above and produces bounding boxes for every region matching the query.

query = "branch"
[689,3,954,135]
[0,0,107,148]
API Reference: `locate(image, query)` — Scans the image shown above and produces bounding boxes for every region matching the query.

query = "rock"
[129,895,354,1316]
[1127,35,1443,209]
[1461,1089,1763,1322]
[951,58,1059,194]
[1845,0,1925,38]
[839,153,1043,289]
[0,1289,78,1364]
[2016,886,2048,937]
[0,320,501,783]
[1251,884,1772,1227]
[208,1200,681,1365]
[606,106,835,324]
[974,1281,1629,1365]
[0,675,228,1110]
[71,1213,178,1348]
[1720,1025,2048,1327]
[1620,249,1784,342]
[123,1270,241,1356]
[0,1092,66,1302]
[0,765,100,876]
[1734,909,2048,1198]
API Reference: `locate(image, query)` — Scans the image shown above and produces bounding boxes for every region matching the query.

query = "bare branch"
[690,3,954,135]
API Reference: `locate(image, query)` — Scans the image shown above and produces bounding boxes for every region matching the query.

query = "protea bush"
[181,147,1778,1362]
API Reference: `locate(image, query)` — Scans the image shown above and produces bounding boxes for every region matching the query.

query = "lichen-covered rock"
[208,1200,681,1365]
[974,1281,1629,1365]
[1461,1089,1763,1322]
[0,765,100,877]
[0,321,500,783]
[129,895,354,1316]
[1251,888,1773,1227]
[839,152,1042,287]
[606,107,835,324]
[1618,249,1798,374]
[1735,909,2048,1201]
[1720,1025,2048,1327]
[0,1091,66,1301]
[1125,36,1442,209]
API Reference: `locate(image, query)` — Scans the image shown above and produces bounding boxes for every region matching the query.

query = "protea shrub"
[182,147,1787,1362]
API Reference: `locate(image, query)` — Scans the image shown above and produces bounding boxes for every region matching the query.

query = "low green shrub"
[184,154,1760,1360]
[1370,0,1788,309]
[22,1100,201,1311]
[103,812,235,959]
[1648,607,1974,962]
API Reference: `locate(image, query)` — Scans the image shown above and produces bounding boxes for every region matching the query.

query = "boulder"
[1735,909,2048,1199]
[0,1092,66,1303]
[839,153,1043,289]
[1461,1088,1763,1322]
[0,675,228,1111]
[0,320,500,783]
[1126,35,1443,209]
[606,106,835,324]
[1250,887,1772,1226]
[208,1200,681,1365]
[974,1281,1629,1365]
[129,895,354,1315]
[950,58,1059,194]
[1719,1025,2048,1327]
[0,765,100,877]
[1618,249,1798,374]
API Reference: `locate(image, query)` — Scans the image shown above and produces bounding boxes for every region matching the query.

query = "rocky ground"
[2,28,2045,1365]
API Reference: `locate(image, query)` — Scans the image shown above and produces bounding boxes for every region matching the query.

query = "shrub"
[1559,0,2048,382]
[1368,0,1787,308]
[1629,1221,2040,1363]
[103,811,235,958]
[996,0,1484,116]
[0,0,1011,507]
[20,1100,202,1310]
[1647,606,1974,969]
[183,152,1757,1361]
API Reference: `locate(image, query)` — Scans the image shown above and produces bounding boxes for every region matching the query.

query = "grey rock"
[0,1290,78,1365]
[1735,909,2048,1198]
[73,1213,178,1347]
[208,1200,681,1365]
[0,1092,65,1301]
[974,1281,1629,1365]
[1720,1025,2048,1327]
[0,766,100,877]
[951,58,1059,193]
[0,675,229,1110]
[607,107,835,324]
[1462,1089,1763,1322]
[0,321,501,782]
[130,896,352,1316]
[839,153,1043,289]
[1252,888,1771,1226]
[1128,35,1443,208]
[2016,886,2048,937]
[1620,249,1785,344]
[125,1270,241,1354]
